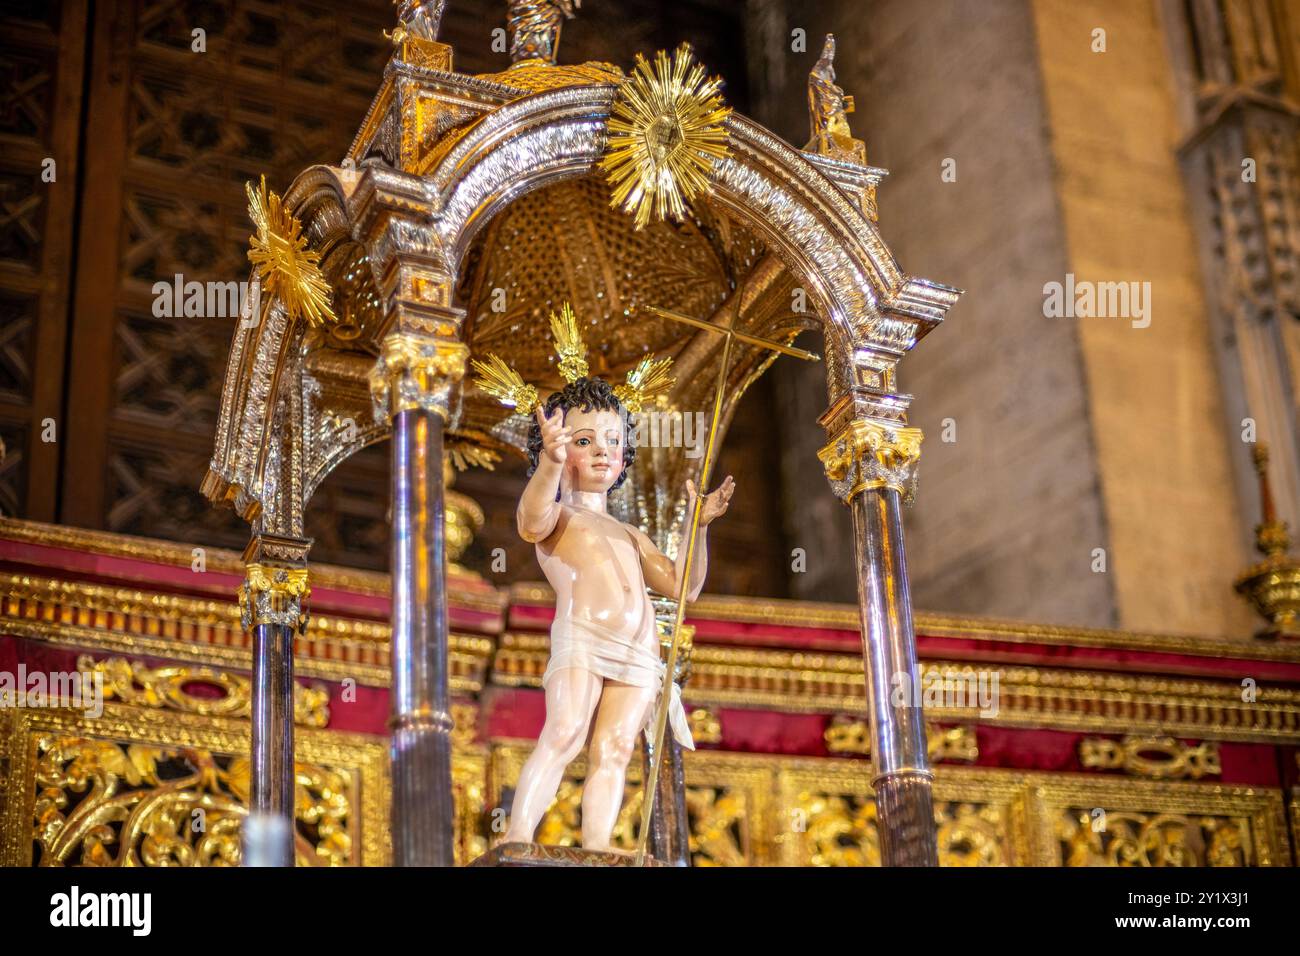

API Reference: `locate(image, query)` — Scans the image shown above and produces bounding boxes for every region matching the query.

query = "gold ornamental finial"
[1234,442,1300,639]
[600,43,732,230]
[245,175,336,328]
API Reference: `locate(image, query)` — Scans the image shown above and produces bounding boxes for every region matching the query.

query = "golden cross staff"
[634,295,820,866]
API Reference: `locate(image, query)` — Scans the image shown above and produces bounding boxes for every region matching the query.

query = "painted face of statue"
[561,407,625,494]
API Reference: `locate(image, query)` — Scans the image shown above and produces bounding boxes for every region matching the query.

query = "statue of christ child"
[500,375,735,851]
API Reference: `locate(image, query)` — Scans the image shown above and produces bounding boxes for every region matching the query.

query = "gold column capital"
[239,534,312,632]
[369,332,470,422]
[818,417,923,503]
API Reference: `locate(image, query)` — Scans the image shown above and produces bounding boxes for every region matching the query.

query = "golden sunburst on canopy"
[600,42,732,230]
[245,174,336,328]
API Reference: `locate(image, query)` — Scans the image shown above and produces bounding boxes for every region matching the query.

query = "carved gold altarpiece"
[2,518,1297,867]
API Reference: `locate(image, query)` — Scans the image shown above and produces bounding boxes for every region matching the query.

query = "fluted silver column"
[819,387,937,866]
[240,533,311,868]
[389,405,455,866]
[371,330,469,867]
[849,484,936,865]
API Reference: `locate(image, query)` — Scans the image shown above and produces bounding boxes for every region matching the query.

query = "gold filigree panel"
[0,704,389,867]
[481,743,1290,867]
[774,760,1029,867]
[1039,778,1290,867]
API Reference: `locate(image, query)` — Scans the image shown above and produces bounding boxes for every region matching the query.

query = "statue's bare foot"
[587,845,633,857]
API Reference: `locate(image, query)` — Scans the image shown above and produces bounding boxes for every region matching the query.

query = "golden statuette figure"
[806,33,867,166]
[508,0,580,65]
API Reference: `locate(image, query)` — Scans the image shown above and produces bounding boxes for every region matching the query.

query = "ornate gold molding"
[481,742,1290,866]
[818,418,923,502]
[825,717,978,763]
[3,572,494,692]
[79,654,329,728]
[0,517,506,611]
[1078,735,1221,780]
[491,633,1300,743]
[369,332,470,422]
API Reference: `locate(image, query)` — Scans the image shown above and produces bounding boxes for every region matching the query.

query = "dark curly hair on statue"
[526,376,635,499]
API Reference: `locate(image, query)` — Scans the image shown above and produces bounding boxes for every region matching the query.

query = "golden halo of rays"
[548,301,590,382]
[469,353,541,416]
[600,42,732,230]
[245,174,336,328]
[614,355,675,413]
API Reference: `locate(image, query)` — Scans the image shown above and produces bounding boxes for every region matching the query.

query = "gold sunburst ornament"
[245,175,336,328]
[600,42,732,230]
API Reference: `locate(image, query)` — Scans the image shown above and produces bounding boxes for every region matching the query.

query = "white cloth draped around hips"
[543,615,696,751]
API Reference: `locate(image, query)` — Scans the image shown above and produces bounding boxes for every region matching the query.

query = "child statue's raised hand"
[535,404,571,464]
[686,474,736,526]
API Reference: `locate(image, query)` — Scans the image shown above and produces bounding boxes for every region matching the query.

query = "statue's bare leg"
[503,667,602,844]
[580,679,657,851]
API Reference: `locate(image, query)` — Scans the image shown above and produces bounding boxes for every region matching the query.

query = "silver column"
[371,329,468,867]
[850,484,937,866]
[248,622,296,866]
[819,390,938,866]
[240,534,311,868]
[389,405,456,866]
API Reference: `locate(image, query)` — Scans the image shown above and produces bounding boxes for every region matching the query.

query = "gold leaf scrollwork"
[238,563,311,632]
[32,736,355,866]
[77,654,330,728]
[369,333,471,421]
[1079,735,1221,780]
[818,419,923,502]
